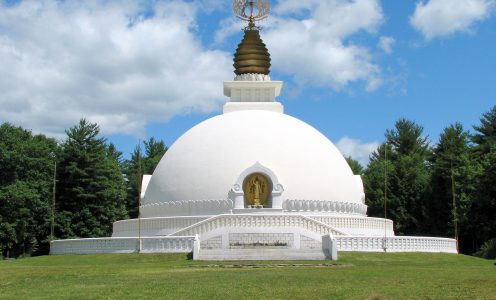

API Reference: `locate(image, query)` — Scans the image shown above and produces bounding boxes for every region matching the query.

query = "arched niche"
[243,172,272,208]
[228,162,284,209]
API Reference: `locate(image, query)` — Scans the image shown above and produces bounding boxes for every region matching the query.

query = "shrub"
[475,238,496,260]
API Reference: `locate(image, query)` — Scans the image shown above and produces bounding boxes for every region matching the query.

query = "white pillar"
[322,233,338,260]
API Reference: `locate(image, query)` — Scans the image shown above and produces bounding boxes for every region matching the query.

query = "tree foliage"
[345,156,364,175]
[425,123,480,253]
[472,105,496,154]
[55,119,127,238]
[123,138,167,218]
[364,119,431,235]
[469,105,496,253]
[363,143,393,218]
[0,123,58,257]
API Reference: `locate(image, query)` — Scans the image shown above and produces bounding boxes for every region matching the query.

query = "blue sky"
[1,0,495,165]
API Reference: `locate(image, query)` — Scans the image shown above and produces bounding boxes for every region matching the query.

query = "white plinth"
[195,249,326,260]
[223,81,283,102]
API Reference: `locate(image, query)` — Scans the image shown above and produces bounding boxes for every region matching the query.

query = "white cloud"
[410,0,496,40]
[0,1,232,137]
[378,36,395,54]
[217,0,384,92]
[214,17,244,44]
[273,0,318,15]
[337,136,380,166]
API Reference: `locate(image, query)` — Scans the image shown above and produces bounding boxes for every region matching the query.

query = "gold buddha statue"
[244,173,270,207]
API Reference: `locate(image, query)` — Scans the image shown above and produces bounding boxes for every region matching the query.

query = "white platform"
[50,214,457,258]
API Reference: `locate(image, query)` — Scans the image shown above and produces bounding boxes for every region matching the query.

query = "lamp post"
[451,160,459,253]
[137,141,142,253]
[50,158,57,242]
[383,143,388,252]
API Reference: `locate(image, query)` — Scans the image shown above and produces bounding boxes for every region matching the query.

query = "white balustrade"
[309,216,394,233]
[50,236,195,255]
[112,216,208,237]
[140,199,234,217]
[335,236,457,253]
[282,199,367,215]
[140,198,367,218]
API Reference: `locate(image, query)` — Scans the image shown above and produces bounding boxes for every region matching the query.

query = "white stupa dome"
[143,109,363,211]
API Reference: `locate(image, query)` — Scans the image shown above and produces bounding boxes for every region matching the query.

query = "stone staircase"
[168,214,348,237]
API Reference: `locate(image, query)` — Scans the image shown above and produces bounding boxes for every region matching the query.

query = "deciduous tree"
[0,123,58,257]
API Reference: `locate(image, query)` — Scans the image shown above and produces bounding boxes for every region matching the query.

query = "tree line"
[1,106,495,259]
[348,105,496,258]
[0,119,165,258]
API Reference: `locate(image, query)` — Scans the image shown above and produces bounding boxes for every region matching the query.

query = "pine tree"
[345,156,364,175]
[123,145,143,218]
[55,119,127,238]
[143,138,168,174]
[470,150,496,251]
[426,123,479,253]
[472,105,496,155]
[123,138,167,218]
[470,105,496,253]
[364,119,431,235]
[363,143,394,218]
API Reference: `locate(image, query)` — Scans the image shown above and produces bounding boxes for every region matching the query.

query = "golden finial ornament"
[232,0,271,76]
[233,0,270,29]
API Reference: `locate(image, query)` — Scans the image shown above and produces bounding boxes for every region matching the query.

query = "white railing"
[50,236,195,255]
[283,199,367,215]
[49,234,458,255]
[140,199,234,217]
[139,198,367,218]
[170,214,347,237]
[309,216,394,232]
[112,216,209,237]
[140,236,196,253]
[335,236,457,253]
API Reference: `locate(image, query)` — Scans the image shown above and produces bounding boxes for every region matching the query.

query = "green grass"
[0,252,494,299]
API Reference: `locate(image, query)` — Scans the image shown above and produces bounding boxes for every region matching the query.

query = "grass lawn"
[0,252,494,299]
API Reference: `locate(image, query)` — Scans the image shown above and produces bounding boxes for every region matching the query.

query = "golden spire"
[233,0,271,76]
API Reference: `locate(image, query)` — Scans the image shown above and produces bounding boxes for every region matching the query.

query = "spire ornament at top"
[232,0,271,77]
[233,0,270,29]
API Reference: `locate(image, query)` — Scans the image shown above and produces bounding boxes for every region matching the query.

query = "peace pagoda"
[51,0,457,259]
